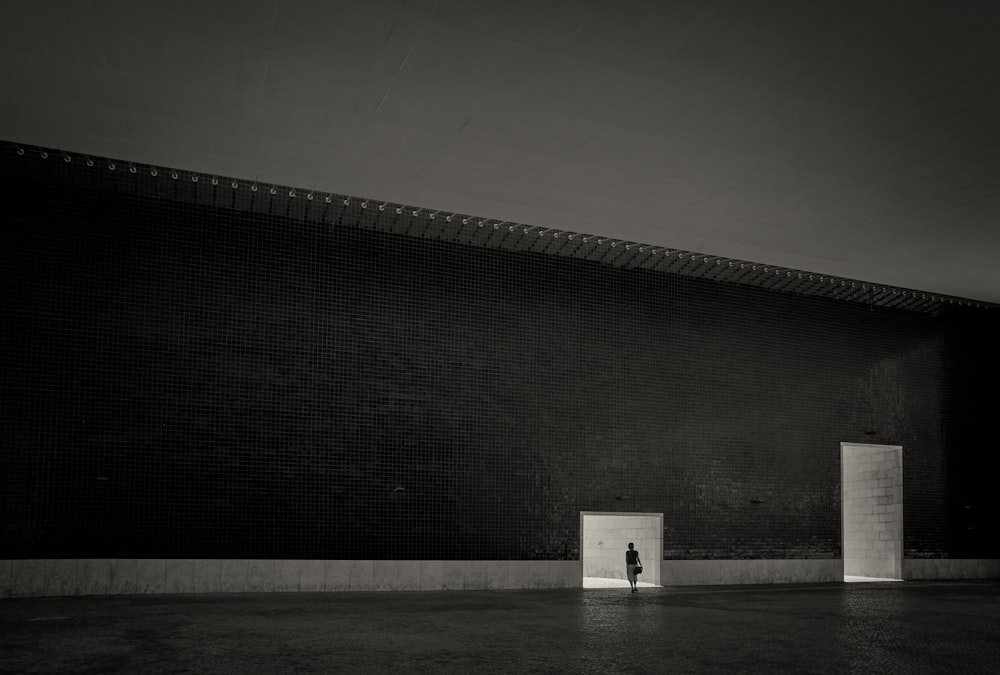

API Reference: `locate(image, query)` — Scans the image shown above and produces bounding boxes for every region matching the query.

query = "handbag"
[634,563,643,575]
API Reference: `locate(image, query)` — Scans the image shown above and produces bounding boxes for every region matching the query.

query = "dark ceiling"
[2,0,998,301]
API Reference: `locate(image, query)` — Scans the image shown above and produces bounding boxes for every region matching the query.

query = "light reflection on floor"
[844,575,903,583]
[583,576,658,588]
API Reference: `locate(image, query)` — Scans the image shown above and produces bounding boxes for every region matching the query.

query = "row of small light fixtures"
[13,145,993,309]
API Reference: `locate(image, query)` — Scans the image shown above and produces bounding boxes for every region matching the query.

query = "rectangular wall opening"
[841,443,903,582]
[580,512,662,588]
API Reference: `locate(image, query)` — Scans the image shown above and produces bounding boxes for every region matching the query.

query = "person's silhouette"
[626,542,641,593]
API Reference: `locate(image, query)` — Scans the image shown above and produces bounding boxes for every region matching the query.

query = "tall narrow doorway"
[841,443,903,582]
[580,512,662,588]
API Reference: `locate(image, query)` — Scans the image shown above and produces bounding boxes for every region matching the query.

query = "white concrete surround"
[902,559,1000,580]
[0,560,581,599]
[661,559,844,586]
[581,512,662,586]
[842,443,903,580]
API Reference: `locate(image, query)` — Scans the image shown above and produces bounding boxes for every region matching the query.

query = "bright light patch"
[583,577,658,589]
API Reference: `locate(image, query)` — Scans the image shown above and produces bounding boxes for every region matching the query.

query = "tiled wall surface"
[842,444,903,578]
[1,161,999,565]
[0,559,581,598]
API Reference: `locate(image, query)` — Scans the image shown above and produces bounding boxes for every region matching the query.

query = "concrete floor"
[1,581,998,674]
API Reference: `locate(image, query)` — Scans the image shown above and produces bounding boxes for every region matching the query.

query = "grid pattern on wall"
[4,141,994,314]
[1,147,997,561]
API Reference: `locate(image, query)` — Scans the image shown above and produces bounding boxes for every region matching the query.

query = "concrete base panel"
[7,558,998,597]
[299,560,324,592]
[662,559,843,586]
[0,560,582,598]
[10,560,45,598]
[77,559,110,596]
[902,559,1000,580]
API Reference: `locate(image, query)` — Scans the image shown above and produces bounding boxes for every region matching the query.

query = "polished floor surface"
[1,581,998,673]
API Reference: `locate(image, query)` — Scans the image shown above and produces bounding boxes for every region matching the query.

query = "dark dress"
[626,549,640,581]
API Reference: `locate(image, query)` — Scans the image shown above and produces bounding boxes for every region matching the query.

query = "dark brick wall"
[1,172,997,561]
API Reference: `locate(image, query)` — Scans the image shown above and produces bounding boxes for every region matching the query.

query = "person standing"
[626,542,641,593]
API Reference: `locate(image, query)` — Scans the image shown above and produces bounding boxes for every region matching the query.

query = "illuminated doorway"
[841,443,903,582]
[580,512,662,588]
